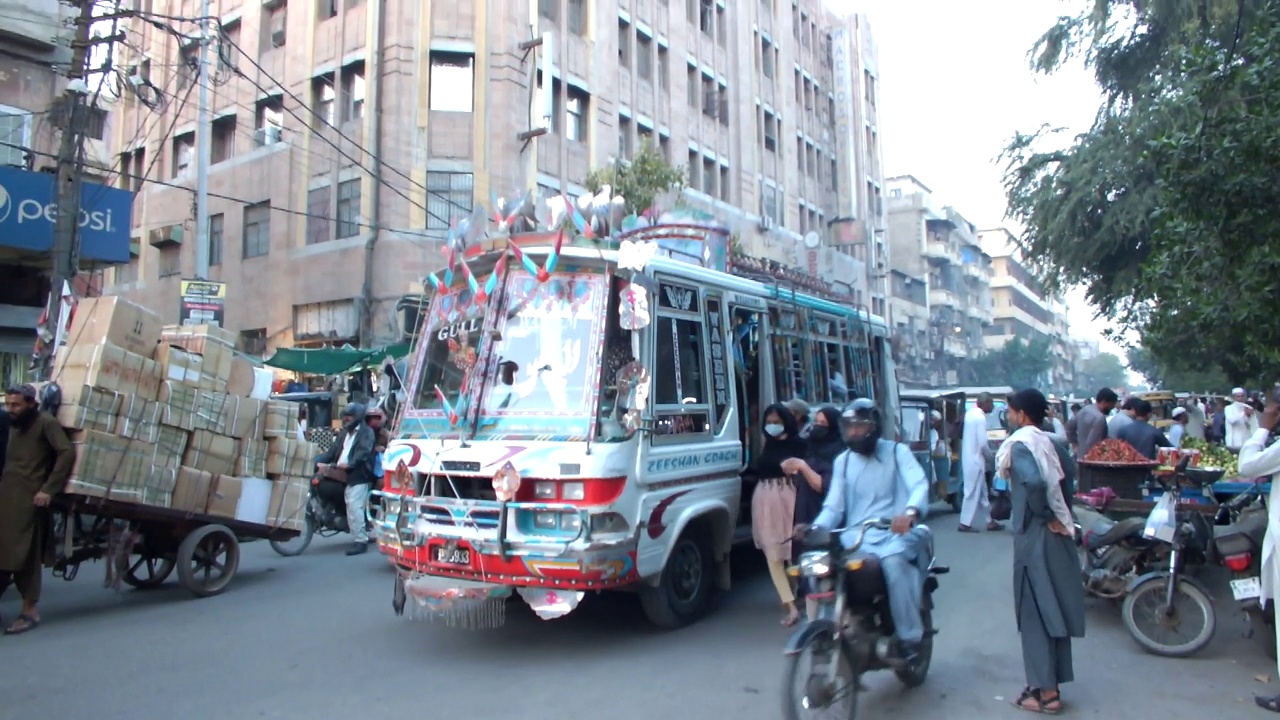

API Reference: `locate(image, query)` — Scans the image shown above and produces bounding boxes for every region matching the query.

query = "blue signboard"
[0,165,134,264]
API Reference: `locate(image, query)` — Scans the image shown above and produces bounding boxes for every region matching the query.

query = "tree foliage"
[583,143,687,216]
[1127,344,1235,392]
[1076,352,1129,394]
[1004,1,1280,383]
[971,337,1054,391]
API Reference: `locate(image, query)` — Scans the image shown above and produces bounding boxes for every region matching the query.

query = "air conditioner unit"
[254,126,282,146]
[758,216,774,232]
[271,30,286,47]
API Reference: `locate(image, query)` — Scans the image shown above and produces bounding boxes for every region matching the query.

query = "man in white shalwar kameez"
[1226,387,1259,451]
[1237,402,1280,712]
[959,393,1003,532]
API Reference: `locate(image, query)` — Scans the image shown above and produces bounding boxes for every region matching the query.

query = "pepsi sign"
[0,165,134,263]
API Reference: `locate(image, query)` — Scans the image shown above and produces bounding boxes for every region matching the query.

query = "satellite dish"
[804,231,821,249]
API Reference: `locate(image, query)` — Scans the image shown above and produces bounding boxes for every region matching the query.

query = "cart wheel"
[121,553,176,589]
[176,524,240,598]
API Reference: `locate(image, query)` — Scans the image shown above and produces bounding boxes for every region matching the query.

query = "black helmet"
[839,397,881,456]
[341,402,366,427]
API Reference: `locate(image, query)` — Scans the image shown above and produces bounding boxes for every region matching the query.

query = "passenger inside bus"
[598,277,637,439]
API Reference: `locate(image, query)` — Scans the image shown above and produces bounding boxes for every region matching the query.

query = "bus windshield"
[408,266,610,439]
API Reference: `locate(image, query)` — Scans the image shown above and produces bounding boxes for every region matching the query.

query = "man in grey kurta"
[1010,440,1087,696]
[811,399,930,655]
[1073,388,1118,459]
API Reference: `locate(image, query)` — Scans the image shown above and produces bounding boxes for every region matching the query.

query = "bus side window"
[652,280,712,442]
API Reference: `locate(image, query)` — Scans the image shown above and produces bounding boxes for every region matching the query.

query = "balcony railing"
[929,288,958,308]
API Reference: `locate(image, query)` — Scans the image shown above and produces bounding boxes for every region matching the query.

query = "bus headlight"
[533,511,559,530]
[799,551,833,578]
[533,481,557,500]
[561,513,582,532]
[561,482,585,501]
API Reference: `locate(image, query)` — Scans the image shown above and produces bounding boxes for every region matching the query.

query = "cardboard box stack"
[55,296,313,532]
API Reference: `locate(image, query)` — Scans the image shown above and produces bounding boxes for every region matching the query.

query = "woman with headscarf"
[781,405,843,620]
[752,402,807,626]
[1001,388,1086,714]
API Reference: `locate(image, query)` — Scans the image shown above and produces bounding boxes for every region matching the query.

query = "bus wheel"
[640,526,715,629]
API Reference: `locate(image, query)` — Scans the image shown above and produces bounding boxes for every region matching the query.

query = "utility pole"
[40,0,99,380]
[193,0,213,280]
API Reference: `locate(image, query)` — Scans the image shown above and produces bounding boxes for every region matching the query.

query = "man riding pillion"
[795,398,931,661]
[315,403,376,556]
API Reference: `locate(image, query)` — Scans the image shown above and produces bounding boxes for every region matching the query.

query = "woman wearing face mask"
[1000,388,1086,715]
[780,405,843,620]
[752,403,807,626]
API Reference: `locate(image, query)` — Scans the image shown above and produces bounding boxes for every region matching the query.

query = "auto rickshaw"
[270,391,340,452]
[900,390,967,512]
[1135,390,1179,430]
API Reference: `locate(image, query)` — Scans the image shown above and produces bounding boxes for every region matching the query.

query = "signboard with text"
[179,279,227,327]
[0,165,133,263]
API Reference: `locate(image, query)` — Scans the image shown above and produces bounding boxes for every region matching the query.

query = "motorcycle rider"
[798,398,931,661]
[315,403,376,556]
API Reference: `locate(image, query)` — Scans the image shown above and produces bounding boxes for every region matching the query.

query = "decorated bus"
[373,194,900,629]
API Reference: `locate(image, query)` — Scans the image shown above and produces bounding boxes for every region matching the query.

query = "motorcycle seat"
[1084,517,1145,551]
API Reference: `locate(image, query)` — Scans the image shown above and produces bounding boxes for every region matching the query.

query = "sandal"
[1257,695,1280,713]
[1011,688,1062,715]
[987,521,1006,531]
[4,613,40,635]
[958,525,980,534]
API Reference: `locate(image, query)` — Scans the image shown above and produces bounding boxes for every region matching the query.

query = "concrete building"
[104,0,887,353]
[0,0,116,383]
[884,175,992,387]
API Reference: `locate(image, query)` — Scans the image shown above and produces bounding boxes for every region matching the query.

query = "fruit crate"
[1078,462,1159,500]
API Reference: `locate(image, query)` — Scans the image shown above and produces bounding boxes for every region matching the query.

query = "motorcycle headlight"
[799,551,833,577]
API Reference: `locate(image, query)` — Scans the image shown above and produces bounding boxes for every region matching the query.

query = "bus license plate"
[1231,576,1262,601]
[433,546,471,566]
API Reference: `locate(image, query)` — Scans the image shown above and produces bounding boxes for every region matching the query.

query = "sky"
[824,0,1128,361]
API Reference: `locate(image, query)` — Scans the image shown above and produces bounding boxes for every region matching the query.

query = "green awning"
[263,342,413,375]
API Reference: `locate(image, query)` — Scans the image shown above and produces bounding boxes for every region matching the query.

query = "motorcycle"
[782,519,948,720]
[269,468,381,557]
[1212,481,1274,658]
[1073,457,1217,658]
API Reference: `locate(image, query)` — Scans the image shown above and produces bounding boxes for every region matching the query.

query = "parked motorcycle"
[1212,481,1274,658]
[1073,458,1217,658]
[781,519,948,720]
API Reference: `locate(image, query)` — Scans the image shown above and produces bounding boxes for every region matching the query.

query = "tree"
[1003,1,1280,383]
[1126,345,1235,393]
[970,337,1054,391]
[583,143,687,217]
[1076,352,1128,394]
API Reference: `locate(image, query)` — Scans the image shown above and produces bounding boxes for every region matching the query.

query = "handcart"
[49,494,301,598]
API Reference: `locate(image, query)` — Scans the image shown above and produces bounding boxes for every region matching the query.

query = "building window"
[638,125,653,150]
[619,116,633,158]
[567,0,586,35]
[701,74,716,119]
[538,0,557,20]
[312,74,336,126]
[0,108,31,168]
[336,179,361,238]
[718,82,729,127]
[172,132,194,177]
[566,86,588,142]
[636,31,653,81]
[177,42,199,91]
[686,63,698,108]
[699,0,713,35]
[659,135,670,161]
[341,61,365,122]
[261,4,287,54]
[208,213,224,266]
[306,186,331,244]
[762,109,777,152]
[716,5,726,46]
[687,150,699,187]
[760,37,775,79]
[719,165,730,202]
[255,96,284,146]
[618,20,631,69]
[158,245,181,278]
[425,172,474,230]
[239,328,268,356]
[211,115,235,163]
[319,0,338,20]
[658,46,669,90]
[701,156,716,196]
[429,52,475,112]
[243,201,271,258]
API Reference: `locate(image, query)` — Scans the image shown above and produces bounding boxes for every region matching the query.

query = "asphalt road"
[1,510,1275,720]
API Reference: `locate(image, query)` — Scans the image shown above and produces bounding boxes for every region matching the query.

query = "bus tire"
[640,525,715,629]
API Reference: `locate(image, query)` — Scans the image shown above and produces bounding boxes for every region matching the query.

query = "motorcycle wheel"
[781,633,859,720]
[1121,576,1216,658]
[269,510,316,557]
[894,608,934,687]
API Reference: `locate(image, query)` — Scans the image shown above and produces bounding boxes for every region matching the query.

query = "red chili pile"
[1083,439,1150,464]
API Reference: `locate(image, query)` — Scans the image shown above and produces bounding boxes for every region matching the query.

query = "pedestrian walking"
[0,384,75,634]
[1000,388,1086,714]
[780,405,842,620]
[751,403,805,626]
[959,393,1002,533]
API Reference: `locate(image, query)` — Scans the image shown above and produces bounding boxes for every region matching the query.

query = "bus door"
[727,293,768,472]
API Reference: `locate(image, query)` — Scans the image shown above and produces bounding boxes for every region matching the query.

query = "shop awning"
[263,342,412,375]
